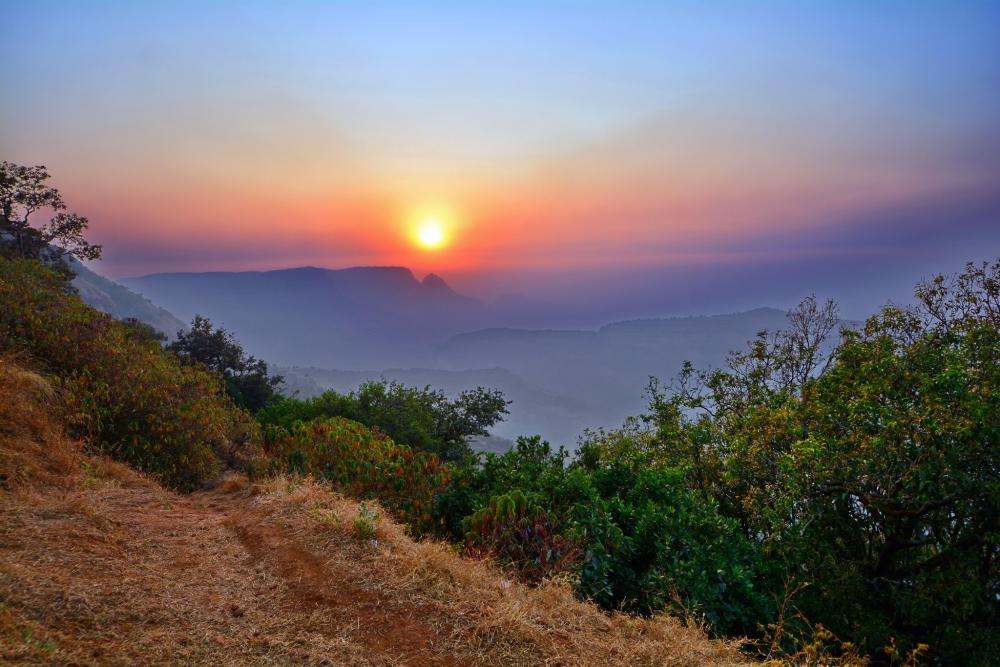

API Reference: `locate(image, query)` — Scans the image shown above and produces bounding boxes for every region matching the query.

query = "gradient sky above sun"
[2,1,999,314]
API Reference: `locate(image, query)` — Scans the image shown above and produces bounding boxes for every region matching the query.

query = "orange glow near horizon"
[3,2,999,285]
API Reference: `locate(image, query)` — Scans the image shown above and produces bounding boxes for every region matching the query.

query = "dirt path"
[1,475,472,666]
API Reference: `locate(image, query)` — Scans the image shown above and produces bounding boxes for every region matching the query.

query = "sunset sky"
[2,1,999,317]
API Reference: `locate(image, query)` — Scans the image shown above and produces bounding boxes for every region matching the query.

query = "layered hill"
[70,260,186,336]
[280,308,797,446]
[124,267,486,368]
[119,265,808,444]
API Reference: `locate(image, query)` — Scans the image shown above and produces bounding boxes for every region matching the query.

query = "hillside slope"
[0,359,744,666]
[70,260,186,336]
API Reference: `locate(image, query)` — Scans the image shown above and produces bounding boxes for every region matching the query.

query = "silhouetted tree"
[0,161,102,278]
[168,315,283,413]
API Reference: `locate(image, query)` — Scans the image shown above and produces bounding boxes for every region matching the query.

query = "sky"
[2,1,999,318]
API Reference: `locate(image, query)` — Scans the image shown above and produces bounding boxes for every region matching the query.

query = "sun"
[414,217,447,250]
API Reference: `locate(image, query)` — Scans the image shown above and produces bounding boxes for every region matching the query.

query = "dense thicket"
[0,258,257,490]
[433,434,769,634]
[263,416,452,534]
[259,380,509,461]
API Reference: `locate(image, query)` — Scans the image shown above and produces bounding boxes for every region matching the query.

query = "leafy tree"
[260,379,509,461]
[0,161,101,278]
[642,263,1000,663]
[786,305,999,663]
[915,258,1000,330]
[168,315,283,413]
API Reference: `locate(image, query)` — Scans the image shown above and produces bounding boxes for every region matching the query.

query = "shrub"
[353,502,380,541]
[264,416,452,534]
[580,460,770,634]
[462,489,580,583]
[0,258,257,490]
[259,379,509,461]
[433,435,768,635]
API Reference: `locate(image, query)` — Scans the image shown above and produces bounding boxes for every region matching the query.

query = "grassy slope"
[0,358,744,666]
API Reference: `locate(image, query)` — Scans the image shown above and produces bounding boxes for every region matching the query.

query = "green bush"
[264,416,452,534]
[0,258,257,490]
[582,459,769,633]
[259,379,508,461]
[432,435,767,635]
[462,489,581,583]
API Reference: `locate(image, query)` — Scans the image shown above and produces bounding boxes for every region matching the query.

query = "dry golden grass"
[249,475,748,667]
[0,356,79,493]
[0,357,746,666]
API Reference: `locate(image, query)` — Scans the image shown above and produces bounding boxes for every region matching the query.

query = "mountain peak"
[421,273,451,292]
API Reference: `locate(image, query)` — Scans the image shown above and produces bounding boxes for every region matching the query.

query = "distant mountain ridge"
[424,307,796,443]
[123,266,486,368]
[120,264,817,445]
[130,266,475,307]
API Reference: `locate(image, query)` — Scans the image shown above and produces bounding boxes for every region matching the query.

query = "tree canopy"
[259,379,510,462]
[638,261,1000,663]
[168,315,284,413]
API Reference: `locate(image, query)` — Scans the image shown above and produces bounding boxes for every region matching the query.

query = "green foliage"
[641,263,1000,664]
[580,456,769,633]
[434,436,597,541]
[264,416,452,534]
[782,311,999,663]
[433,435,766,635]
[0,257,257,490]
[168,314,283,413]
[462,489,581,583]
[259,379,509,461]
